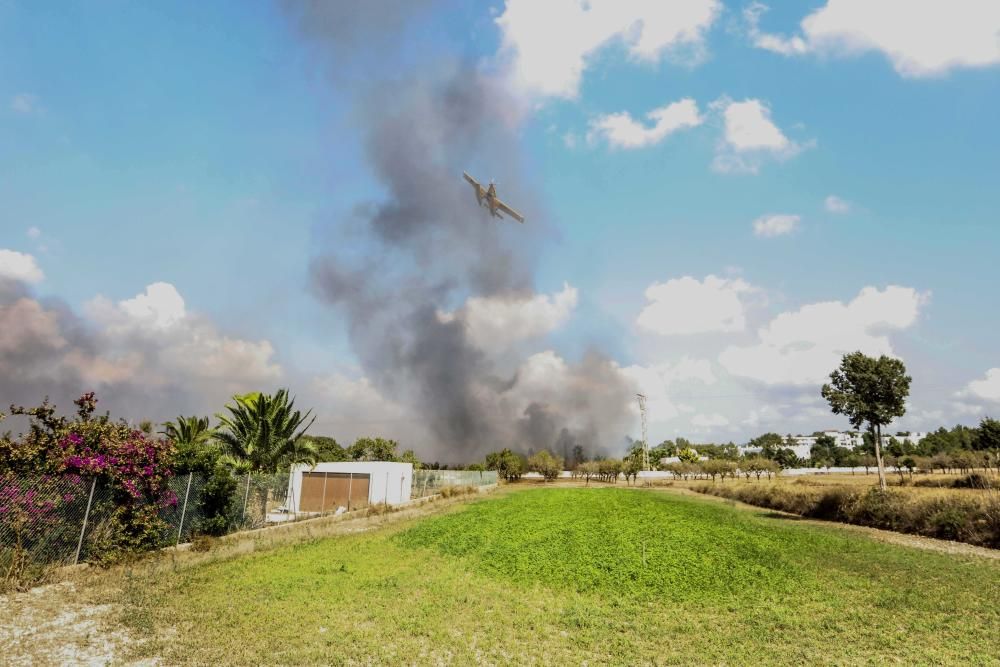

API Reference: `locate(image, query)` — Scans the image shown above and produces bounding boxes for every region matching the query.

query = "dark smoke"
[291,5,634,461]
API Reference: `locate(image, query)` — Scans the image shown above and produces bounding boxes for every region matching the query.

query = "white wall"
[287,461,413,512]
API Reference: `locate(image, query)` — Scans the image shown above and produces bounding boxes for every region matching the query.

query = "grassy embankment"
[114,487,998,665]
[689,472,999,548]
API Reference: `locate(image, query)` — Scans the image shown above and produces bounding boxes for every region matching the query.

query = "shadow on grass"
[760,511,805,521]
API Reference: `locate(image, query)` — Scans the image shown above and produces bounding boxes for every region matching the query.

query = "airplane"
[462,172,525,223]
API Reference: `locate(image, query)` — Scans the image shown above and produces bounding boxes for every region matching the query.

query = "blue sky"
[2,1,1000,452]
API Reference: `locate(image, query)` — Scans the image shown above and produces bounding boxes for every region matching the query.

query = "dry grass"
[692,473,1000,548]
[0,488,493,666]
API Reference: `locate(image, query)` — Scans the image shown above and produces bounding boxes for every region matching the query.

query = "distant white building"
[740,430,928,461]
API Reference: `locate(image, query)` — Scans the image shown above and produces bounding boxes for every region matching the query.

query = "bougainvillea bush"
[0,393,177,570]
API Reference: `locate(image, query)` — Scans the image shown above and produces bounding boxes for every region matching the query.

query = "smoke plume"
[292,5,635,461]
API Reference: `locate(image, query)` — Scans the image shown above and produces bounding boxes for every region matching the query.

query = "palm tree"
[161,415,219,473]
[161,415,214,445]
[213,390,317,473]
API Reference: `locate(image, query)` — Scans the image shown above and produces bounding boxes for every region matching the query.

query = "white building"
[286,461,413,514]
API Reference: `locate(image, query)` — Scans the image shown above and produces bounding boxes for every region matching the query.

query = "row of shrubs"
[913,472,995,489]
[693,482,1000,548]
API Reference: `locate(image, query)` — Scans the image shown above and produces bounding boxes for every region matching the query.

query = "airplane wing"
[495,198,525,223]
[463,172,480,188]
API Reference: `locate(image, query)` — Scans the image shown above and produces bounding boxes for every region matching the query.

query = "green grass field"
[121,488,999,665]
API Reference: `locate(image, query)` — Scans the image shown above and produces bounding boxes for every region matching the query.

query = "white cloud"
[711,98,809,173]
[622,357,715,423]
[710,97,813,174]
[745,1,1000,78]
[10,93,39,114]
[752,214,800,237]
[84,282,281,388]
[962,368,1000,403]
[562,131,578,149]
[637,275,755,335]
[26,227,42,240]
[439,283,578,351]
[824,195,851,213]
[719,285,928,385]
[116,282,187,329]
[0,249,44,284]
[495,0,722,99]
[588,98,703,149]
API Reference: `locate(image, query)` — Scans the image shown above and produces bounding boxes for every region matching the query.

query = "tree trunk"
[873,423,887,492]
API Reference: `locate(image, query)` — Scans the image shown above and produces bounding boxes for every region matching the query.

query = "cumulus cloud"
[745,1,1000,78]
[26,227,42,240]
[622,357,713,423]
[588,98,703,149]
[962,368,1000,403]
[637,275,755,335]
[0,249,44,284]
[824,195,851,213]
[495,0,721,99]
[10,93,39,114]
[0,279,283,421]
[438,283,578,352]
[711,98,809,173]
[719,285,928,385]
[752,214,800,237]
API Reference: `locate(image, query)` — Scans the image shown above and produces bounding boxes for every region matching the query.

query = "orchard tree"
[527,450,563,482]
[821,352,911,491]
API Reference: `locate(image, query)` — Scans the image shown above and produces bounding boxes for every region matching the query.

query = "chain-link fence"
[411,469,497,498]
[0,471,293,578]
[2,468,496,580]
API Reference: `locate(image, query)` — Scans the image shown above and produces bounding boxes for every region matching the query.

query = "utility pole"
[636,393,650,471]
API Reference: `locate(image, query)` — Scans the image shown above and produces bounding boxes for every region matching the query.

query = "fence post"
[176,472,193,546]
[321,471,328,514]
[241,472,251,522]
[73,478,97,566]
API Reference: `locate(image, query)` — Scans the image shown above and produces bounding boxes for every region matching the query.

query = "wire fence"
[411,469,497,498]
[0,471,291,575]
[2,468,495,575]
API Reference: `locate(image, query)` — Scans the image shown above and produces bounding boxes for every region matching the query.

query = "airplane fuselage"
[473,184,502,218]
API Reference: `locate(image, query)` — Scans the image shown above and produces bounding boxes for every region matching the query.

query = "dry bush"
[438,485,477,498]
[189,535,216,553]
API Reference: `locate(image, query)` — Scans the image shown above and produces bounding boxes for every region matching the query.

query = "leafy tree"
[772,447,801,469]
[400,449,422,469]
[214,389,317,473]
[810,434,838,468]
[301,435,348,462]
[677,448,699,464]
[485,448,523,482]
[701,459,736,483]
[822,352,911,491]
[348,436,400,461]
[976,417,1000,452]
[576,461,599,485]
[622,447,643,485]
[648,441,674,469]
[749,432,785,455]
[527,450,563,481]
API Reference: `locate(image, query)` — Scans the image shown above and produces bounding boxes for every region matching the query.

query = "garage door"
[299,472,370,512]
